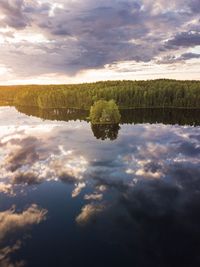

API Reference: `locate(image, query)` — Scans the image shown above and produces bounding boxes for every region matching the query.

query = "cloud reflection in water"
[0,205,47,267]
[0,107,200,266]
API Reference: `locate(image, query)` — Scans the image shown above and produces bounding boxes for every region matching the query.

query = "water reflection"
[0,205,47,266]
[0,106,200,266]
[91,124,120,140]
[120,108,200,126]
[15,106,200,141]
[16,106,200,126]
[16,106,89,123]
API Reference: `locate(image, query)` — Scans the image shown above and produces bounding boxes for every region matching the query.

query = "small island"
[90,100,121,124]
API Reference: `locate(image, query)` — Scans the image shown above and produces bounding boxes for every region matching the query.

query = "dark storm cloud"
[0,0,199,76]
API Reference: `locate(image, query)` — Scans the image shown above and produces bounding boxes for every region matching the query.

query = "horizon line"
[0,78,200,87]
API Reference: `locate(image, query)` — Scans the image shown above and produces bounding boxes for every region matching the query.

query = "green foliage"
[90,100,121,124]
[0,79,200,109]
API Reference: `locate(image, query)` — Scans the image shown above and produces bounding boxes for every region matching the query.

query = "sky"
[0,0,199,85]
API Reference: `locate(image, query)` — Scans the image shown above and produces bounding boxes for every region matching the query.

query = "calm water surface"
[0,106,200,267]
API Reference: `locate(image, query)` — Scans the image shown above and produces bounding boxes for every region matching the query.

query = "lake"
[0,106,200,267]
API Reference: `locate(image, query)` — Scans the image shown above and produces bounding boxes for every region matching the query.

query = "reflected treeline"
[14,106,200,141]
[16,106,200,126]
[120,108,200,126]
[16,106,89,122]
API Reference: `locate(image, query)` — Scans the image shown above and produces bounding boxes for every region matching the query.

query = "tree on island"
[90,100,121,124]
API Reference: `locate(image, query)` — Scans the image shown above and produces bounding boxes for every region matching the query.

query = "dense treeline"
[0,79,200,109]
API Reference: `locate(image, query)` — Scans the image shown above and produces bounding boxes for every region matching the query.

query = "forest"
[0,79,200,109]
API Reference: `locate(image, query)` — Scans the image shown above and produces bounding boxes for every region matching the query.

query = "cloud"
[84,193,103,201]
[77,178,200,265]
[1,108,200,265]
[12,172,42,185]
[76,203,105,225]
[5,137,40,172]
[0,0,29,29]
[175,140,200,156]
[0,0,199,80]
[0,117,200,201]
[157,52,200,64]
[188,0,200,13]
[166,162,200,191]
[0,204,47,242]
[0,0,50,29]
[166,31,200,48]
[180,52,200,60]
[0,240,25,267]
[0,182,13,194]
[0,204,47,267]
[72,182,86,198]
[0,128,89,194]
